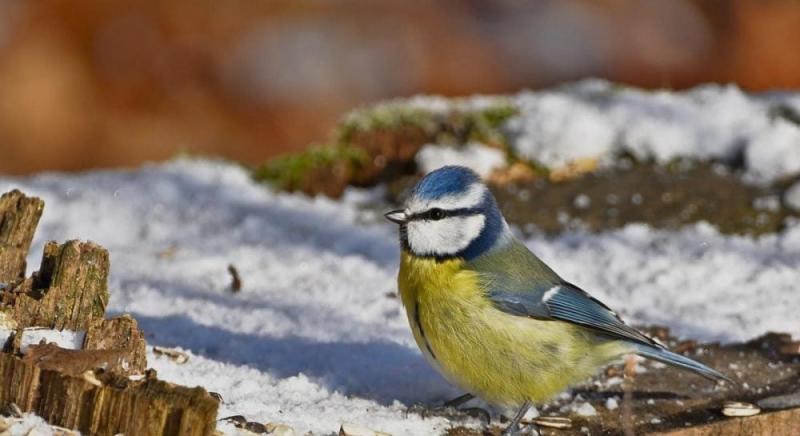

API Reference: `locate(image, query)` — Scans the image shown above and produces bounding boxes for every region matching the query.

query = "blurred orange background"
[2,0,800,174]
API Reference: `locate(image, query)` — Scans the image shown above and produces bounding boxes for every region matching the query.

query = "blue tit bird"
[385,166,731,435]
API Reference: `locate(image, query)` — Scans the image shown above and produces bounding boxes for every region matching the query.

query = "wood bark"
[0,190,44,286]
[0,351,218,436]
[83,314,148,375]
[2,240,109,330]
[12,314,147,377]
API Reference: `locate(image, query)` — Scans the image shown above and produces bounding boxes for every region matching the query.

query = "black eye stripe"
[408,207,481,221]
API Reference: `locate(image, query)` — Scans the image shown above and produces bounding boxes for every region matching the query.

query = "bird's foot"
[500,423,539,436]
[405,394,490,424]
[407,404,491,425]
[500,400,540,436]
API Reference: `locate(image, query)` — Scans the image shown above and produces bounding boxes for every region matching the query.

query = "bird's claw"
[500,423,540,436]
[406,403,491,425]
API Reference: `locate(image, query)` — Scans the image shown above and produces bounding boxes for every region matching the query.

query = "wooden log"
[0,190,44,285]
[649,408,800,436]
[3,240,110,330]
[0,350,218,436]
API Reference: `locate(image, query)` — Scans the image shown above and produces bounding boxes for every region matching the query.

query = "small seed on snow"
[722,401,760,417]
[265,423,296,436]
[531,416,572,429]
[339,423,391,436]
[153,346,189,364]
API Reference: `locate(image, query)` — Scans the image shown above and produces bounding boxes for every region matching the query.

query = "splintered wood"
[18,315,147,377]
[0,190,218,436]
[83,314,148,374]
[0,190,44,286]
[0,353,218,436]
[4,240,110,330]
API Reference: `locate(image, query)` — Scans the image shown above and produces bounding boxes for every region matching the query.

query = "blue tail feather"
[633,344,734,384]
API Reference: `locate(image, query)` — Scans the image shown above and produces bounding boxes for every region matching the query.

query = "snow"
[1,157,799,434]
[560,395,597,416]
[573,402,597,417]
[392,80,800,183]
[785,181,800,211]
[415,143,506,177]
[0,328,85,353]
[1,413,59,436]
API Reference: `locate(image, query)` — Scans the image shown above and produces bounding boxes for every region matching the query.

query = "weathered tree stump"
[0,352,218,436]
[0,190,44,285]
[2,240,110,330]
[0,189,218,436]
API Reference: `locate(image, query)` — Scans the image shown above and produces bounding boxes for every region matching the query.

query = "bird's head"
[385,165,510,260]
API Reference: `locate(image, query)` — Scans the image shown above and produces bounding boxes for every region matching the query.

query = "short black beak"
[384,209,408,224]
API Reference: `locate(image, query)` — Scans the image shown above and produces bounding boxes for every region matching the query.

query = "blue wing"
[487,281,732,382]
[488,281,659,347]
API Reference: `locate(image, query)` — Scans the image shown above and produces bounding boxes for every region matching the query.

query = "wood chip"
[549,157,599,182]
[228,264,242,293]
[265,422,296,436]
[82,370,103,387]
[722,401,760,417]
[153,346,189,364]
[779,341,800,355]
[487,162,538,185]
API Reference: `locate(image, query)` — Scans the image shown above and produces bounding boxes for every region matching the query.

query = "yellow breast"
[398,251,626,407]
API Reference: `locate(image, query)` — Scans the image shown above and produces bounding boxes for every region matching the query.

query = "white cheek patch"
[406,214,486,256]
[407,182,486,214]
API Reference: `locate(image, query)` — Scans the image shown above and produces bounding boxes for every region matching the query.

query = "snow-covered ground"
[3,80,800,435]
[1,158,798,434]
[1,161,460,435]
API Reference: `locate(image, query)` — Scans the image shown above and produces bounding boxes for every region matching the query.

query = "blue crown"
[412,166,482,200]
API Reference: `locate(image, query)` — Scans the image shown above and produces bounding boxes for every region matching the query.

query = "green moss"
[253,98,519,194]
[252,144,368,191]
[467,102,518,144]
[336,104,438,144]
[336,99,518,146]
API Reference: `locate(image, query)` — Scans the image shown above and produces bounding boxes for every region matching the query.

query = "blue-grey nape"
[458,191,504,261]
[412,166,482,200]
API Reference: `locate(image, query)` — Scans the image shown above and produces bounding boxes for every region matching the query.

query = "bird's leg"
[438,393,491,422]
[443,393,475,408]
[501,400,539,436]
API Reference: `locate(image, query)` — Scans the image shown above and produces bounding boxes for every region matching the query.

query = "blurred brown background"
[2,0,800,175]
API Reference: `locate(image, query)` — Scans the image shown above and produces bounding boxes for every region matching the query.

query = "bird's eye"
[429,208,445,220]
